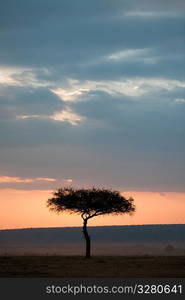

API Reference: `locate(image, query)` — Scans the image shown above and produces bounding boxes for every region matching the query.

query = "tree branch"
[81,212,87,220]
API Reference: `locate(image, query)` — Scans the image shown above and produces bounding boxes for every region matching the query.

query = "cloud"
[51,86,90,102]
[16,108,85,126]
[63,179,73,184]
[175,98,185,103]
[50,77,185,100]
[125,11,184,18]
[106,48,149,61]
[16,114,42,120]
[51,108,85,125]
[0,176,56,183]
[0,67,51,88]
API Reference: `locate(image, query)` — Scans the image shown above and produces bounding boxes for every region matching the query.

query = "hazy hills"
[1,224,185,255]
[1,224,185,244]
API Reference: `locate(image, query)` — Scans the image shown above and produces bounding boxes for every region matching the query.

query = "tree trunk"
[82,218,91,258]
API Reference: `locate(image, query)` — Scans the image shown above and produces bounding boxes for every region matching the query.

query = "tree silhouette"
[47,187,135,258]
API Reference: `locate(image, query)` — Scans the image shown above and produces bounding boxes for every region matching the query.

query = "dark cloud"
[0,0,184,72]
[0,0,184,192]
[0,86,64,118]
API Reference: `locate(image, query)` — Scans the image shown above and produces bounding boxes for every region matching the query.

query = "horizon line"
[1,223,185,231]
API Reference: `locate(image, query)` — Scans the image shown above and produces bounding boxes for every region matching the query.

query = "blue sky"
[0,0,185,192]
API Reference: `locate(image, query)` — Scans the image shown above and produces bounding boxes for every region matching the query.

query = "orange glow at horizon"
[0,189,184,229]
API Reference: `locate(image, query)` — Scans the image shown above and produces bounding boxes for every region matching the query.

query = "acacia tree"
[47,187,135,258]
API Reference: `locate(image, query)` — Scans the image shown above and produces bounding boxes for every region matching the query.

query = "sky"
[0,0,185,229]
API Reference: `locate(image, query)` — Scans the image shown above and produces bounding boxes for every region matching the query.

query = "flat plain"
[0,255,185,277]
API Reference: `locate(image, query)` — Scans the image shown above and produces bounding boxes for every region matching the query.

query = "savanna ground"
[0,256,185,277]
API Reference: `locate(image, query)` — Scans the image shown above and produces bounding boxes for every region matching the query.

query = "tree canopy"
[47,187,135,219]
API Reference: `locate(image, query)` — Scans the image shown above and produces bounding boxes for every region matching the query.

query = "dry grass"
[0,255,185,277]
